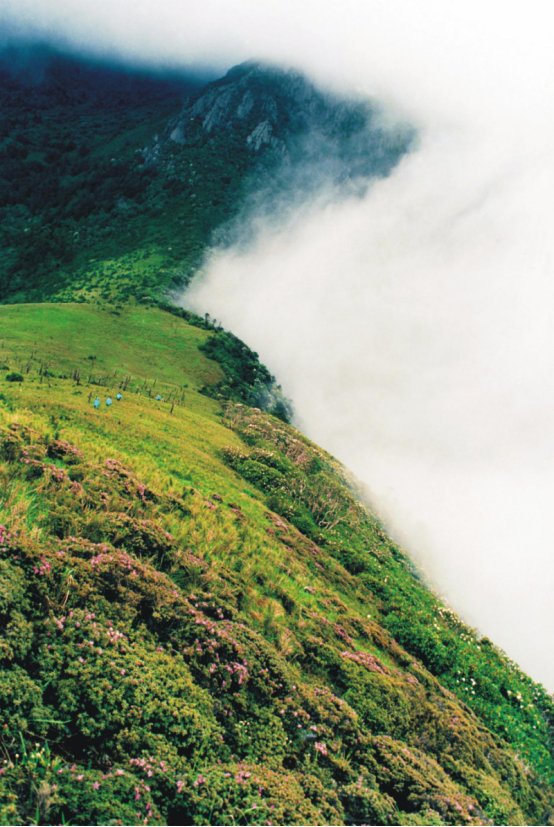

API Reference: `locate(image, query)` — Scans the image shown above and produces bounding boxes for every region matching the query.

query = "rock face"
[168,61,413,192]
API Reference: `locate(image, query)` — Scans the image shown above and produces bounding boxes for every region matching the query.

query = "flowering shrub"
[372,736,487,824]
[37,611,222,761]
[0,747,162,826]
[0,524,12,551]
[103,513,175,560]
[102,458,158,503]
[340,782,397,826]
[0,430,23,462]
[46,439,83,465]
[171,761,342,826]
[0,412,552,826]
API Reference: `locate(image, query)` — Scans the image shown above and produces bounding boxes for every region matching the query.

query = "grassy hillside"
[0,304,552,825]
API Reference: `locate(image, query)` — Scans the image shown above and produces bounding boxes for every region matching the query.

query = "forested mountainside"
[0,43,552,826]
[0,47,410,305]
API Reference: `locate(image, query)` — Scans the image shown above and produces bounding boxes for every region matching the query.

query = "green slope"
[0,304,552,825]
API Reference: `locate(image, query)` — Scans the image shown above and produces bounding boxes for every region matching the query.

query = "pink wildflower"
[33,559,52,577]
[0,524,11,549]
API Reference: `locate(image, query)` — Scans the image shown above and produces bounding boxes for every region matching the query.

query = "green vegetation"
[0,47,411,307]
[0,43,552,826]
[0,302,287,417]
[0,48,248,304]
[199,330,291,419]
[0,303,552,825]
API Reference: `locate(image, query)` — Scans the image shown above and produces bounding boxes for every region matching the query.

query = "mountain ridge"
[0,47,410,305]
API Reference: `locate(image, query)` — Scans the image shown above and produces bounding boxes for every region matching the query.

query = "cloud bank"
[2,0,554,687]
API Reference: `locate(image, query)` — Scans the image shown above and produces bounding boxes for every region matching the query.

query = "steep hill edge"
[0,304,552,826]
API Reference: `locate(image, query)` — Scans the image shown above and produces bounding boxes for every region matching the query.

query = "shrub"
[36,612,223,763]
[0,668,48,743]
[343,669,412,739]
[0,748,162,826]
[341,782,397,825]
[386,615,457,675]
[0,559,34,662]
[229,705,290,767]
[170,762,342,826]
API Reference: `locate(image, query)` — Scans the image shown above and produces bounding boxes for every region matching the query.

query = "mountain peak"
[169,59,412,172]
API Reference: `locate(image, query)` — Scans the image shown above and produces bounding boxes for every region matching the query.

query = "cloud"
[3,0,554,687]
[187,155,554,687]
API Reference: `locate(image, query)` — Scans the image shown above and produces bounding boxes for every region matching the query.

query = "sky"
[2,0,554,688]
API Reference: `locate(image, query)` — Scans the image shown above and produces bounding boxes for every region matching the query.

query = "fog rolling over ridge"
[185,149,554,688]
[181,4,554,689]
[4,0,554,688]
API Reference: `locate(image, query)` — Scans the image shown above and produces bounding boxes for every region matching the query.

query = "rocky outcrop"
[167,61,413,185]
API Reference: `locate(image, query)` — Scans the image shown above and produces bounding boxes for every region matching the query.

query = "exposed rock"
[166,60,413,187]
[246,120,275,151]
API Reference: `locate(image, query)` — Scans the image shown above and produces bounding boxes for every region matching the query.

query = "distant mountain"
[0,45,203,303]
[168,60,407,175]
[164,60,412,248]
[0,47,410,304]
